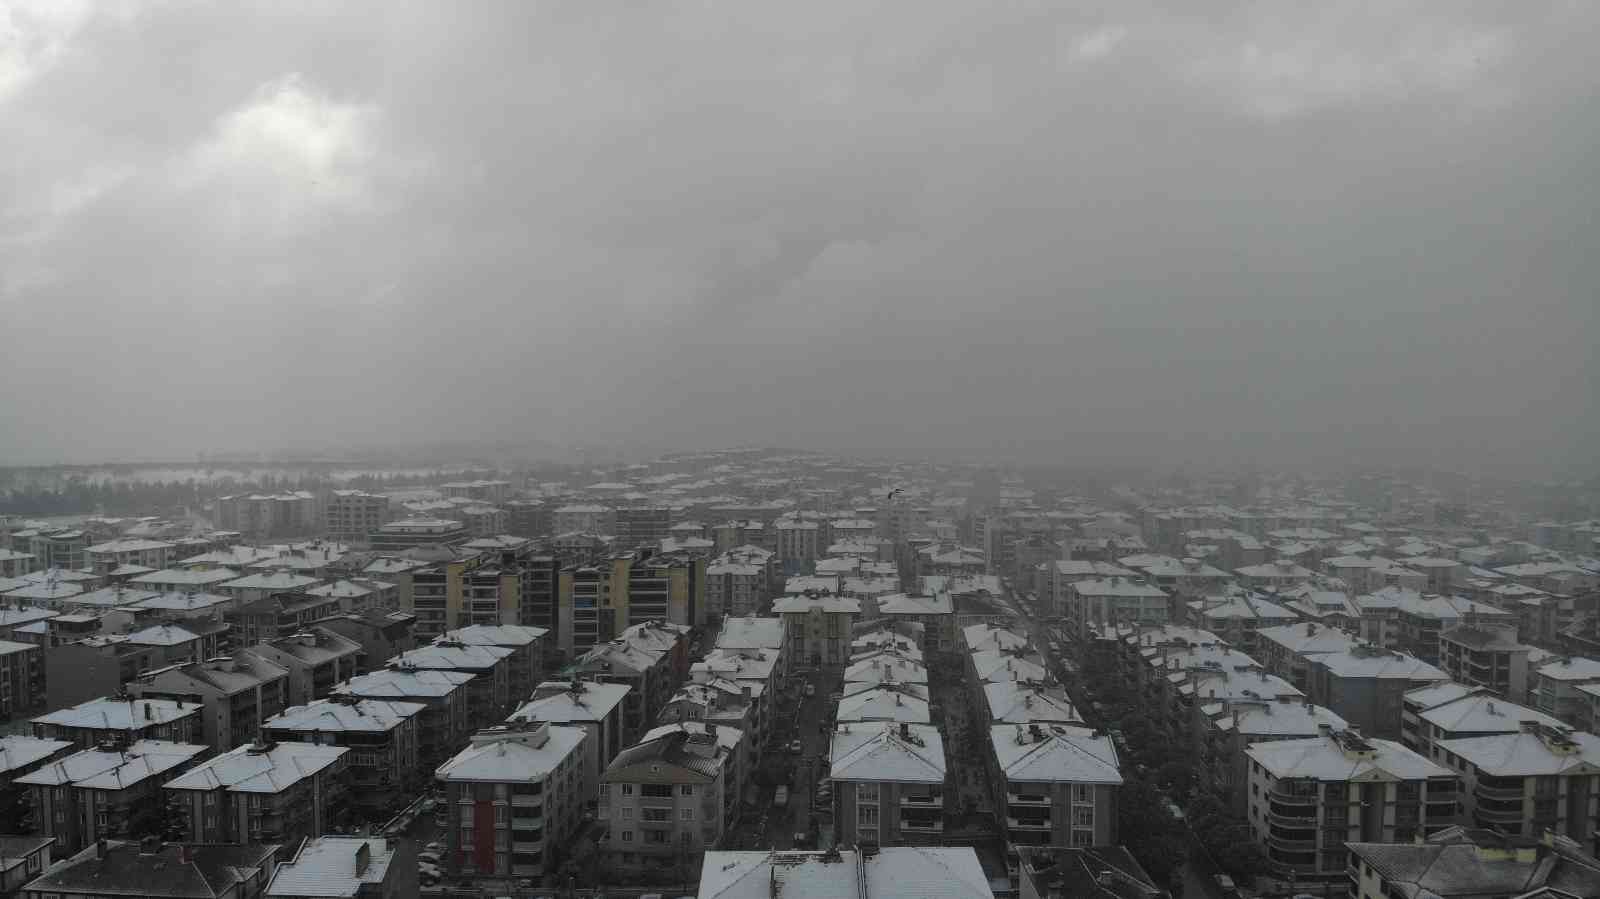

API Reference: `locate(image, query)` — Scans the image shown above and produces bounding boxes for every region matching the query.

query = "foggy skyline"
[2,3,1596,476]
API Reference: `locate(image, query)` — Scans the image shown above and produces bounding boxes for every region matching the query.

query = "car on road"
[774,786,789,807]
[788,739,802,753]
[418,849,442,865]
[804,683,816,697]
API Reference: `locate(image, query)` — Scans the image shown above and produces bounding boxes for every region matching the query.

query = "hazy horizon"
[3,3,1597,478]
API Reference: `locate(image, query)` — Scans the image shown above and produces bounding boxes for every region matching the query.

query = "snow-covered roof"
[164,741,348,794]
[508,680,631,723]
[266,837,398,898]
[697,847,994,899]
[435,725,586,783]
[1247,732,1451,781]
[989,723,1122,784]
[829,721,945,783]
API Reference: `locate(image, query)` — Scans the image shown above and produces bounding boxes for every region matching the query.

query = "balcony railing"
[1474,805,1525,825]
[1475,783,1526,802]
[1268,786,1320,805]
[1267,808,1317,826]
[1006,792,1050,805]
[1006,816,1052,830]
[901,793,941,805]
[900,817,944,832]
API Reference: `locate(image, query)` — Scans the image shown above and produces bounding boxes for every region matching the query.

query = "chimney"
[1317,723,1333,738]
[900,722,911,741]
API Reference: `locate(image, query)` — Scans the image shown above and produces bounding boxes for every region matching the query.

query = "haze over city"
[2,2,1596,476]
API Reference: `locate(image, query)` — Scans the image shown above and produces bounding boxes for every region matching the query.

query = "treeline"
[0,469,505,517]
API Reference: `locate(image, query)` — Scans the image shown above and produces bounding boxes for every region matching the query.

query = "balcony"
[1267,807,1318,827]
[1268,785,1320,805]
[1473,805,1525,825]
[511,794,543,807]
[901,817,944,832]
[1007,791,1051,805]
[1007,816,1052,830]
[511,816,543,830]
[901,793,942,806]
[1475,783,1526,802]
[512,841,543,853]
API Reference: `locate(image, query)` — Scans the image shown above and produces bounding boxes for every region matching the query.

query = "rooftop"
[436,723,587,783]
[1246,729,1452,780]
[990,723,1123,784]
[266,836,398,898]
[17,739,207,790]
[34,696,199,732]
[697,846,994,899]
[830,721,946,783]
[508,680,631,723]
[22,840,280,899]
[163,740,348,793]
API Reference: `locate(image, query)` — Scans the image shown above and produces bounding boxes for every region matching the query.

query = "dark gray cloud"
[2,1,1596,474]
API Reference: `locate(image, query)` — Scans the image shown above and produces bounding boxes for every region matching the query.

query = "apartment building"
[164,739,350,844]
[0,640,44,723]
[33,697,203,749]
[435,723,587,880]
[507,680,630,795]
[241,629,361,705]
[1436,721,1600,844]
[599,728,730,878]
[1255,622,1362,692]
[0,549,37,578]
[1185,594,1299,655]
[552,505,613,536]
[128,568,240,595]
[219,569,324,604]
[1245,726,1458,887]
[23,529,89,572]
[839,682,932,724]
[368,519,470,553]
[1347,828,1600,899]
[987,723,1122,878]
[714,615,787,677]
[334,667,470,772]
[1305,645,1450,741]
[265,835,417,899]
[772,592,860,670]
[19,841,282,899]
[704,553,770,619]
[226,593,341,646]
[1400,682,1567,764]
[614,507,672,551]
[875,592,956,653]
[20,739,208,856]
[262,696,423,813]
[1532,656,1600,727]
[386,643,512,729]
[696,846,994,899]
[773,519,821,564]
[125,655,290,753]
[1199,696,1347,815]
[1015,846,1160,899]
[1439,623,1533,700]
[312,610,418,673]
[430,624,546,702]
[1065,578,1169,639]
[214,492,318,540]
[556,562,612,658]
[85,540,174,576]
[0,736,74,833]
[324,491,392,542]
[830,721,946,846]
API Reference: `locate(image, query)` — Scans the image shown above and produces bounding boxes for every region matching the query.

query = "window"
[1073,807,1093,827]
[680,808,694,821]
[1071,829,1093,847]
[858,804,879,826]
[622,807,634,819]
[621,784,634,795]
[857,783,879,802]
[621,830,633,842]
[680,785,694,796]
[1072,784,1092,803]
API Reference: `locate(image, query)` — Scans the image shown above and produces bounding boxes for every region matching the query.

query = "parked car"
[774,786,789,807]
[804,683,816,697]
[788,739,802,753]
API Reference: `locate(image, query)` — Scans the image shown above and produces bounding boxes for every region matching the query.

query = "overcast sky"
[2,2,1596,475]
